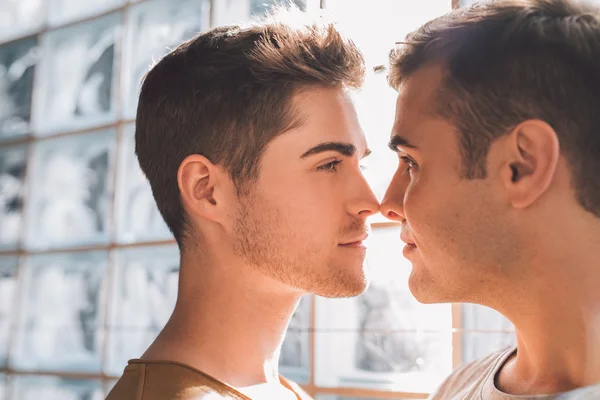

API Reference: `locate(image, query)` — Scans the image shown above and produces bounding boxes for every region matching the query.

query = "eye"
[399,155,417,172]
[317,160,342,172]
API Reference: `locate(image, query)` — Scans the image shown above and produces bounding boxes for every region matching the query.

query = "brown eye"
[400,156,417,171]
[317,160,342,172]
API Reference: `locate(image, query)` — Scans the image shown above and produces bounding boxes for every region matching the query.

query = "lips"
[400,229,416,247]
[339,233,369,247]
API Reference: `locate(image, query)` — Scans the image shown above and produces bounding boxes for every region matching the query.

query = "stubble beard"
[231,191,369,298]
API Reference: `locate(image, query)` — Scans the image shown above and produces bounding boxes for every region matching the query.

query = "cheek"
[403,179,463,251]
[279,177,343,217]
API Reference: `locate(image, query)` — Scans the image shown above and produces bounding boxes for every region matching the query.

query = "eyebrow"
[301,141,371,158]
[388,134,417,152]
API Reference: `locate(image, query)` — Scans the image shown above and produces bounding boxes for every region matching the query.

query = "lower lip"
[339,241,365,249]
[402,244,417,258]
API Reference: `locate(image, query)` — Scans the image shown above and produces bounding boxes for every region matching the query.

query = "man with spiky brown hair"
[106,9,379,400]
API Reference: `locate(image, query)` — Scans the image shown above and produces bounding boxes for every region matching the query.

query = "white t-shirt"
[429,347,600,399]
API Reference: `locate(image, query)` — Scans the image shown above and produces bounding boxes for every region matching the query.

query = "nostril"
[387,210,399,219]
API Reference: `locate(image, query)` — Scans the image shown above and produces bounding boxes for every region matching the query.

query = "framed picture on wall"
[114,124,172,243]
[11,376,104,400]
[105,245,179,376]
[0,257,19,368]
[0,144,27,250]
[314,226,452,393]
[10,251,109,373]
[47,0,125,28]
[280,295,311,384]
[0,37,39,140]
[0,0,44,44]
[121,0,209,119]
[24,129,116,250]
[32,13,121,136]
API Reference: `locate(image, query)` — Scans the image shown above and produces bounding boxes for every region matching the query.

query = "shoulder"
[428,346,515,400]
[105,360,250,400]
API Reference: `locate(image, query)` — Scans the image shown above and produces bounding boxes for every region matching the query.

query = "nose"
[347,174,380,219]
[380,169,407,222]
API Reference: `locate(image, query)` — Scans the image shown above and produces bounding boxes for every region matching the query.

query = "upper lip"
[400,230,416,246]
[340,234,369,245]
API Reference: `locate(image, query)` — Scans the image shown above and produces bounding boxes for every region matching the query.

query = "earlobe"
[178,155,221,222]
[504,120,560,209]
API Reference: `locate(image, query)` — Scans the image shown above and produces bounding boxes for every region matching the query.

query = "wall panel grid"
[0,0,514,398]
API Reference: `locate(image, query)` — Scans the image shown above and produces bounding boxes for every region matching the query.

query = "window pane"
[11,376,104,400]
[324,0,452,220]
[0,374,6,400]
[104,380,117,397]
[213,0,320,26]
[122,0,210,119]
[24,129,116,250]
[0,144,27,250]
[33,13,121,136]
[0,0,44,43]
[316,396,410,400]
[315,226,452,392]
[461,303,514,332]
[324,0,451,61]
[460,304,515,364]
[315,331,450,393]
[114,124,172,243]
[280,295,311,384]
[11,252,109,373]
[0,37,39,139]
[48,0,125,27]
[0,256,19,368]
[461,332,516,365]
[105,245,179,376]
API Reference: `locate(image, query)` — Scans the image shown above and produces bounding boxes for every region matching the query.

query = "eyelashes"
[399,156,417,172]
[317,160,342,172]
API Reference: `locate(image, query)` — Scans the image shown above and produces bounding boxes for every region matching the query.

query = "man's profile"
[106,9,379,400]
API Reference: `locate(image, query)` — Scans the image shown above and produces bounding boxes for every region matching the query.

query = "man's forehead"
[391,64,445,139]
[397,64,443,113]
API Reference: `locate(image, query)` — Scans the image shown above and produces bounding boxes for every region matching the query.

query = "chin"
[316,262,370,299]
[319,280,368,298]
[407,270,450,304]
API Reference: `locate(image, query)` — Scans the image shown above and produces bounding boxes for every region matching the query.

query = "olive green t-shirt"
[105,359,313,400]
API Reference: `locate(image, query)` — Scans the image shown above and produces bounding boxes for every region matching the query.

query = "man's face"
[231,86,379,298]
[381,65,517,304]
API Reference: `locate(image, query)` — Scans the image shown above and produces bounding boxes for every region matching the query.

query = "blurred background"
[0,0,517,398]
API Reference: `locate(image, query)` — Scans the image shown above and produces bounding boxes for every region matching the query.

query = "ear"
[177,154,229,223]
[500,120,560,209]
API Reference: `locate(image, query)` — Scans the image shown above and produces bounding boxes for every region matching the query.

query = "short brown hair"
[389,0,600,218]
[136,11,365,248]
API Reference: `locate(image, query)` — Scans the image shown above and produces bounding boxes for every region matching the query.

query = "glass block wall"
[0,0,516,398]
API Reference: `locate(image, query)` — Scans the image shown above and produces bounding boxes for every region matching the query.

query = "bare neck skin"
[142,247,303,399]
[493,212,600,396]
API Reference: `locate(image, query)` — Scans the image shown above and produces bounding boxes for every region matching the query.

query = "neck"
[493,221,600,395]
[142,247,303,388]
